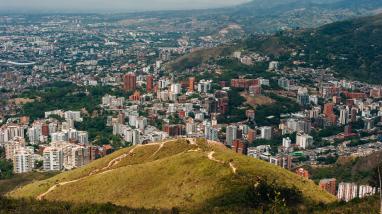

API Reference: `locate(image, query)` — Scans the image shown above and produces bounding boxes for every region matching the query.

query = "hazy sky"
[0,0,250,12]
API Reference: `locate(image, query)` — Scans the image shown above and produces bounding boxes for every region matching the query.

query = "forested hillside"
[245,13,382,83]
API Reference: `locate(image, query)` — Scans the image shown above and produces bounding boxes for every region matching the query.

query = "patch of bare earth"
[240,92,275,107]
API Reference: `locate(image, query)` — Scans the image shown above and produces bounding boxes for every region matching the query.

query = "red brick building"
[323,103,337,124]
[247,129,256,143]
[41,124,49,136]
[327,114,337,125]
[123,72,137,92]
[295,168,310,179]
[319,178,337,196]
[178,111,186,119]
[129,91,141,101]
[215,90,229,115]
[323,103,334,117]
[188,77,195,92]
[231,79,260,89]
[343,91,367,99]
[232,140,247,155]
[146,75,154,92]
[163,124,185,137]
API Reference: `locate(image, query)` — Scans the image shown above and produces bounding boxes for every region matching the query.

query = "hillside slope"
[166,46,234,72]
[245,13,382,83]
[9,139,335,212]
[109,0,382,39]
[226,0,382,32]
[167,13,382,82]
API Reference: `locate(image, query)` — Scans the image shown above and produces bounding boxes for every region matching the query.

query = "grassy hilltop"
[8,139,335,212]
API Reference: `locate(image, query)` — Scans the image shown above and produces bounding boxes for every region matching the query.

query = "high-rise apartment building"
[124,72,137,92]
[13,148,34,174]
[296,132,313,149]
[319,178,337,196]
[205,124,218,141]
[339,107,349,125]
[4,138,25,160]
[337,182,358,202]
[43,147,64,171]
[188,77,195,92]
[260,126,272,140]
[226,125,237,146]
[146,75,154,92]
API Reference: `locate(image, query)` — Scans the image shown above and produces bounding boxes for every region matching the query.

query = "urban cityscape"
[1,0,382,213]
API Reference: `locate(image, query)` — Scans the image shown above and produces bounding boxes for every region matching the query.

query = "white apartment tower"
[296,132,314,149]
[260,126,272,140]
[43,147,64,171]
[13,148,34,174]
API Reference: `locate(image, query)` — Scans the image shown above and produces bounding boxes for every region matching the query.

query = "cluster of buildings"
[327,181,377,202]
[3,137,35,174]
[291,170,377,202]
[0,109,99,173]
[336,182,376,202]
[232,51,270,66]
[1,14,382,206]
[0,14,199,124]
[97,50,382,177]
[43,141,96,171]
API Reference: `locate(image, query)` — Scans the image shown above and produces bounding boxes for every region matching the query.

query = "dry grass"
[0,172,57,195]
[166,46,234,71]
[212,144,335,204]
[240,92,275,107]
[9,98,35,105]
[9,139,336,210]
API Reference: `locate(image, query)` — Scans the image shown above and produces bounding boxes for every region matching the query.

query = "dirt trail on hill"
[229,162,237,174]
[149,141,171,158]
[37,145,143,200]
[207,151,237,174]
[36,139,236,200]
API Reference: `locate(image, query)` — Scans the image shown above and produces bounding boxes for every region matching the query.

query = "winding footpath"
[229,162,237,174]
[149,141,170,158]
[36,139,237,200]
[207,151,237,174]
[37,145,142,200]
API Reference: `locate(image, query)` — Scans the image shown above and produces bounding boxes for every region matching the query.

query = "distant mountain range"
[5,0,380,37]
[222,0,382,32]
[113,0,382,34]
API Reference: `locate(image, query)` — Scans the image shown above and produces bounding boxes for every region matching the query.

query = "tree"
[0,158,13,179]
[35,160,43,169]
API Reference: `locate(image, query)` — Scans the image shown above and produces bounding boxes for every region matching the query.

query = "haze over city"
[0,0,250,12]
